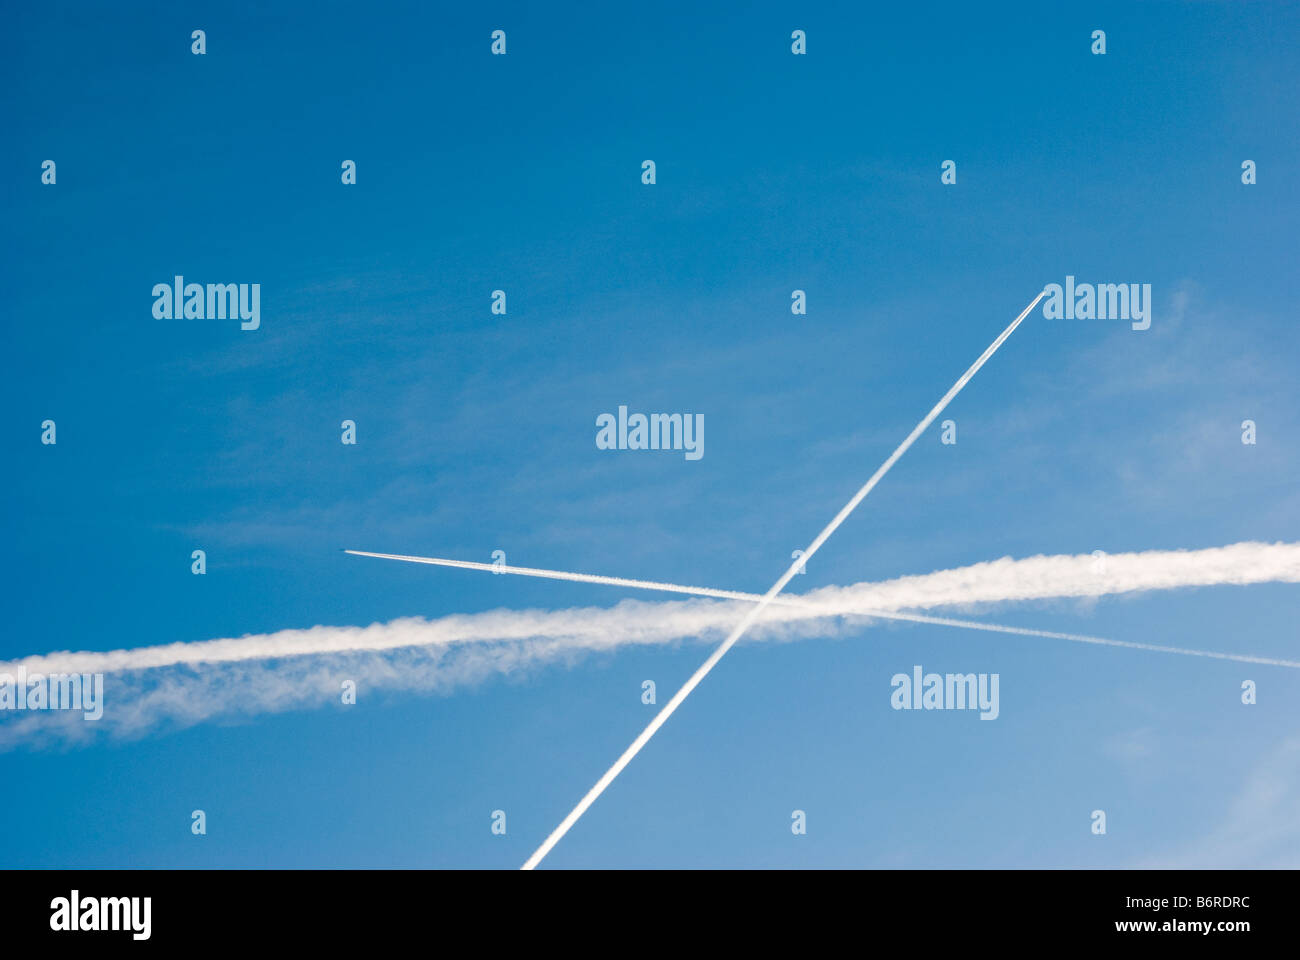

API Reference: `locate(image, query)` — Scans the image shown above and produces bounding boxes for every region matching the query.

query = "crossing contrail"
[345,550,1300,668]
[516,290,1048,869]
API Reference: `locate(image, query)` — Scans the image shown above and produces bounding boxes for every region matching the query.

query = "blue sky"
[2,0,1298,868]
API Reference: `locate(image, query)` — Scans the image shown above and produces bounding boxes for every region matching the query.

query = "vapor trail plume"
[5,537,1296,748]
[345,549,1300,669]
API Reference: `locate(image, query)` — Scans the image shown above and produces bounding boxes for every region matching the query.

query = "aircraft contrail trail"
[14,539,1294,683]
[515,290,1048,869]
[345,550,1300,669]
[7,531,1294,747]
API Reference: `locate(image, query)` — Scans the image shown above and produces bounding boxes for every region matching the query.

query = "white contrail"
[518,290,1048,870]
[345,550,1300,668]
[6,538,1297,747]
[11,538,1296,678]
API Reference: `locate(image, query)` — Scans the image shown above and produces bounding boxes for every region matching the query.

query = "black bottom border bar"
[0,868,1277,947]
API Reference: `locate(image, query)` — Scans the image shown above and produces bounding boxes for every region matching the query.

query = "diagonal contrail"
[514,289,1048,869]
[345,550,1300,668]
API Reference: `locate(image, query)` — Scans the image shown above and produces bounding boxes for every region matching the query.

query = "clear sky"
[2,1,1298,868]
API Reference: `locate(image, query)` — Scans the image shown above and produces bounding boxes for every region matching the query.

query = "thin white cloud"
[1141,736,1300,868]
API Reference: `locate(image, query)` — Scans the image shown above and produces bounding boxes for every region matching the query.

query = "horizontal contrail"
[518,291,1049,870]
[9,540,1297,680]
[344,550,1300,669]
[4,539,1297,748]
